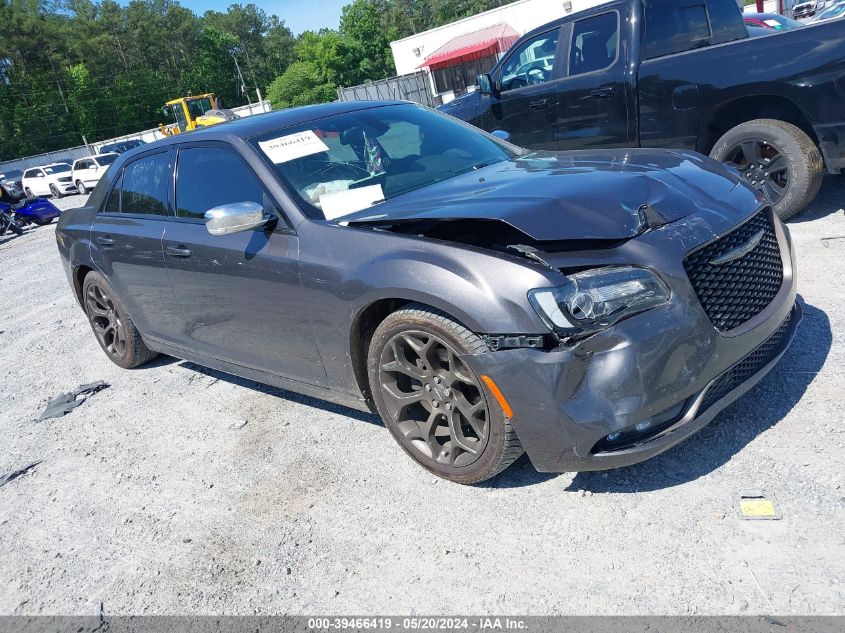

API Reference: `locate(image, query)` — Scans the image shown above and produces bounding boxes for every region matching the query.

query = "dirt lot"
[1,182,843,616]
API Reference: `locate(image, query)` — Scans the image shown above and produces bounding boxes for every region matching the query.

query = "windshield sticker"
[259,130,329,164]
[320,184,384,221]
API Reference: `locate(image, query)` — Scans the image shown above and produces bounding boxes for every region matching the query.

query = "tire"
[33,217,54,226]
[367,303,523,484]
[82,271,158,369]
[710,119,824,221]
[1,216,23,236]
[24,188,33,198]
[50,184,61,198]
[76,181,87,195]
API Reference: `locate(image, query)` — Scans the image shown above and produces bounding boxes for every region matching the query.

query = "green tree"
[266,60,337,108]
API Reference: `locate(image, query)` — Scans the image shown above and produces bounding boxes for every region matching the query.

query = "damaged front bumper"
[461,209,801,473]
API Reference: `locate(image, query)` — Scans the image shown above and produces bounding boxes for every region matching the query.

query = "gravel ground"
[0,183,843,616]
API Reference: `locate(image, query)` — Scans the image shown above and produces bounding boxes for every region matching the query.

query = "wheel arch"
[697,95,820,158]
[72,264,94,308]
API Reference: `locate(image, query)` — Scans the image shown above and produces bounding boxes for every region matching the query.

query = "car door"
[75,160,89,187]
[162,142,327,386]
[553,9,633,150]
[89,149,184,341]
[31,169,48,196]
[480,28,562,149]
[85,159,99,186]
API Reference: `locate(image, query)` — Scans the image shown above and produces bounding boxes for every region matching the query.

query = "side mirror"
[37,173,44,178]
[477,73,494,96]
[205,201,267,236]
[491,129,511,142]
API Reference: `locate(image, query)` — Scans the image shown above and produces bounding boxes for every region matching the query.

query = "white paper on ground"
[320,184,384,220]
[258,130,329,164]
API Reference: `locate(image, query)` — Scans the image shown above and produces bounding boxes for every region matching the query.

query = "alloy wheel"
[86,282,127,359]
[723,139,789,204]
[50,184,59,198]
[378,330,489,467]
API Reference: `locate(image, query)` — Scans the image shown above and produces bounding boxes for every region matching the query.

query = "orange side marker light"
[480,375,513,419]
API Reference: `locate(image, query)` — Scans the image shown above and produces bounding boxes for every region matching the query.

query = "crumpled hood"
[344,149,761,241]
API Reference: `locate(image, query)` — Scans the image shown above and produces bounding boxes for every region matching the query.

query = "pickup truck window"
[644,2,711,59]
[569,12,619,76]
[499,29,559,91]
[644,0,747,59]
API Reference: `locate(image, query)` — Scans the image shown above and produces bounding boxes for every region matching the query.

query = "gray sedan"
[56,101,800,484]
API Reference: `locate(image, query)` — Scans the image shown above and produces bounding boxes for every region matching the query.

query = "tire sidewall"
[367,311,508,483]
[710,120,817,220]
[82,271,139,369]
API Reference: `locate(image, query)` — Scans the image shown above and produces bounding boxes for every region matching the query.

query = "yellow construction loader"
[158,93,238,136]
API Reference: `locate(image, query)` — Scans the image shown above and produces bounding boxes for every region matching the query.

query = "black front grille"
[699,310,794,413]
[684,211,783,332]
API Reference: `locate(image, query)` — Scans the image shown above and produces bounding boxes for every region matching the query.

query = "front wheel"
[76,181,87,195]
[24,188,33,198]
[710,119,824,221]
[49,184,62,198]
[367,304,523,484]
[82,271,158,369]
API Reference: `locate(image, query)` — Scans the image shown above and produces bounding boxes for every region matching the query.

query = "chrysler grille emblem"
[709,229,766,266]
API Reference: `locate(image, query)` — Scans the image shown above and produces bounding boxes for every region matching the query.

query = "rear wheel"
[82,271,158,369]
[710,119,824,221]
[367,304,523,484]
[76,180,87,195]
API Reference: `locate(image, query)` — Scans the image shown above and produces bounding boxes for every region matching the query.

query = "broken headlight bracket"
[482,334,546,351]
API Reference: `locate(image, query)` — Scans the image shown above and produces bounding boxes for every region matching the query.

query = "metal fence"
[337,71,436,108]
[0,101,272,175]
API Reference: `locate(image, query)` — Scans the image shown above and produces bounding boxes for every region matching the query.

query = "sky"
[175,0,350,34]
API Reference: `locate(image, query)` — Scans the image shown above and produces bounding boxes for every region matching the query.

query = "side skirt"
[144,336,373,414]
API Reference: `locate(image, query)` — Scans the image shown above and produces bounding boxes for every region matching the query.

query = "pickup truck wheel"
[368,304,523,484]
[82,271,159,369]
[710,119,823,220]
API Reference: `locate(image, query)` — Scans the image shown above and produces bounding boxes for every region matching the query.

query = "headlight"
[529,266,670,334]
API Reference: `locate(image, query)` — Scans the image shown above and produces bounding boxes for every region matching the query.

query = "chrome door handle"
[165,245,192,258]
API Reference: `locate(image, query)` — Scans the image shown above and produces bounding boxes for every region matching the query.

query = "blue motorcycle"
[0,197,61,229]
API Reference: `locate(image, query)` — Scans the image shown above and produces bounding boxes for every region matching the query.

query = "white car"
[810,0,845,21]
[21,163,76,198]
[71,153,119,195]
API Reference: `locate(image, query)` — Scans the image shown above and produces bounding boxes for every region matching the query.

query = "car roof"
[136,100,411,152]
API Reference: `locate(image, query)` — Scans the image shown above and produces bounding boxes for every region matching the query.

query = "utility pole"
[231,50,253,109]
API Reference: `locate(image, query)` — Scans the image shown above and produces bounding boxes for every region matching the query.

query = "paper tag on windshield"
[320,184,384,221]
[258,130,329,164]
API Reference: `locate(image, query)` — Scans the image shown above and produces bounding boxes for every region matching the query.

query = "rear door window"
[104,153,170,216]
[569,12,619,76]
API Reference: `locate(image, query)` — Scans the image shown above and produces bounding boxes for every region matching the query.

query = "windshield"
[251,104,517,221]
[44,164,71,174]
[95,154,119,167]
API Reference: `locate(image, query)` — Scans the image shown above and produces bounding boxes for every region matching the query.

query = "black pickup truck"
[439,0,845,219]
